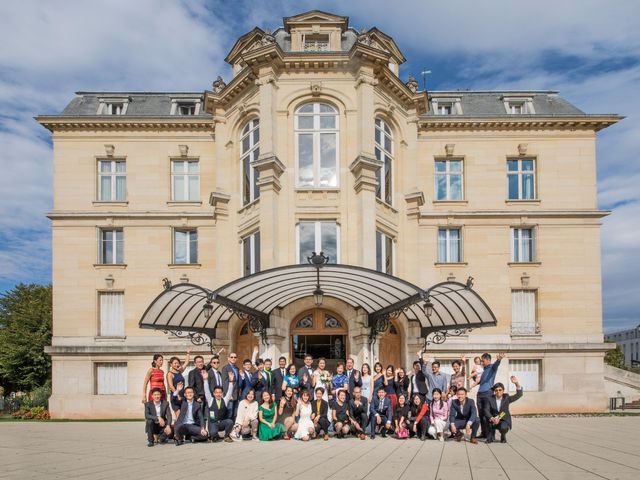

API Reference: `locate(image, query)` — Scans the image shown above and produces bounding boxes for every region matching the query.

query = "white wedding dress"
[294,402,314,439]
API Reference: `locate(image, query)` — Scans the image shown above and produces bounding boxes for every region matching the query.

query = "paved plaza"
[1,417,639,480]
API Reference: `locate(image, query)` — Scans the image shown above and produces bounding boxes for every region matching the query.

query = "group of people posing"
[142,346,523,447]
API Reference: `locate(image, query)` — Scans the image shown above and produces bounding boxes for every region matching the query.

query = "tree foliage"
[604,342,626,369]
[0,284,52,392]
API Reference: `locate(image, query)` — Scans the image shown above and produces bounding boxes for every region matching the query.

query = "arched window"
[241,119,260,205]
[295,103,338,188]
[375,118,393,204]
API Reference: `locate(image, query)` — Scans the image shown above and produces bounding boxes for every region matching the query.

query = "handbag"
[396,427,409,439]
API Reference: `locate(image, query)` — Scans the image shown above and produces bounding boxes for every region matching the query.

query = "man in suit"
[272,356,288,402]
[475,352,506,438]
[345,358,362,397]
[251,358,271,398]
[221,351,241,418]
[312,386,331,440]
[187,355,207,404]
[203,378,235,443]
[207,355,224,393]
[369,387,393,439]
[348,386,369,439]
[173,386,208,445]
[449,387,479,444]
[409,360,428,401]
[238,358,255,400]
[144,388,173,447]
[484,376,523,443]
[298,354,314,387]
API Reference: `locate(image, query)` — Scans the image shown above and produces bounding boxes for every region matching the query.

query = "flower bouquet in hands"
[319,371,333,390]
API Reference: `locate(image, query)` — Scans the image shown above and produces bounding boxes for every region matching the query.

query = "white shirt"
[185,401,195,425]
[496,397,503,411]
[154,402,161,417]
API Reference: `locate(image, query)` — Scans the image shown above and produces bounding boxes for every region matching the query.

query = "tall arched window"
[375,118,393,204]
[295,103,338,188]
[241,119,260,205]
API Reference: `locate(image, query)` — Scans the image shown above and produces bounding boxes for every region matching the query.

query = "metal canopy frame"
[139,264,497,351]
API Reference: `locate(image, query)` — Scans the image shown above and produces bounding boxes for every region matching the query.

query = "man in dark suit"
[409,360,428,401]
[251,358,272,398]
[449,387,480,444]
[345,358,362,397]
[348,386,369,439]
[221,351,241,418]
[298,354,314,388]
[272,356,288,402]
[369,387,393,439]
[144,388,173,447]
[207,355,224,393]
[187,355,207,403]
[312,386,330,440]
[203,380,235,443]
[484,376,523,443]
[238,358,255,400]
[174,387,208,445]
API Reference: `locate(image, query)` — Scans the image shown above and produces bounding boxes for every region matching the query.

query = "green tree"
[0,284,52,392]
[604,342,625,369]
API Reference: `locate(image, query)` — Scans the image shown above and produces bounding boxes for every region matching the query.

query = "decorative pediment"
[225,27,276,65]
[283,10,348,32]
[357,27,406,63]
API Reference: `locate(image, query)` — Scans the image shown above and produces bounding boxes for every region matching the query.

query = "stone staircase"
[604,365,640,409]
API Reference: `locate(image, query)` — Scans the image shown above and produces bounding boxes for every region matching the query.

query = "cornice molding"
[36,116,213,133]
[418,115,622,132]
[48,211,214,220]
[418,209,610,220]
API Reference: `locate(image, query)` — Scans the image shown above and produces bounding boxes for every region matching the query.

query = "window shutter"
[99,292,124,337]
[508,360,540,392]
[96,363,128,394]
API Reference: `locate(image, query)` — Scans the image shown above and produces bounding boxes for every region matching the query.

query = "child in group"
[468,356,484,386]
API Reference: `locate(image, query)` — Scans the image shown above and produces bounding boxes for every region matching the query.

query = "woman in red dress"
[142,354,167,403]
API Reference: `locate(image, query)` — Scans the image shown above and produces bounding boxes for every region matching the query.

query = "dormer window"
[431,98,462,115]
[177,103,196,116]
[503,97,535,114]
[303,34,329,51]
[170,99,201,116]
[97,98,129,115]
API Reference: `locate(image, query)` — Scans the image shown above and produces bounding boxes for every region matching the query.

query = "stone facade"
[38,10,620,418]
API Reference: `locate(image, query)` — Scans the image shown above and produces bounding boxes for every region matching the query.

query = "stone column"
[349,156,382,269]
[349,308,372,366]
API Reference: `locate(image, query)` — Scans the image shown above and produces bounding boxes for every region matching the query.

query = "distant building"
[38,10,622,418]
[605,326,640,366]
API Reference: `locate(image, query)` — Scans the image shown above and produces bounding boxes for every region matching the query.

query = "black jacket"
[175,398,206,428]
[409,371,428,396]
[144,400,172,432]
[187,368,207,400]
[272,367,287,401]
[311,398,329,420]
[346,369,363,394]
[483,388,523,428]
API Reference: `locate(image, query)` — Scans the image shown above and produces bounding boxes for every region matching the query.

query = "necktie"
[216,371,221,385]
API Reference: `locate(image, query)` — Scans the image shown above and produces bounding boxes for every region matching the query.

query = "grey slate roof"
[60,92,209,117]
[424,91,585,116]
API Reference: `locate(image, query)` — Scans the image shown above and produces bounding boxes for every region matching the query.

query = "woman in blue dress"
[282,364,301,397]
[166,348,191,413]
[372,361,386,394]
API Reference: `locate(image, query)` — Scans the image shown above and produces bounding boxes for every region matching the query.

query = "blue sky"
[1,0,638,332]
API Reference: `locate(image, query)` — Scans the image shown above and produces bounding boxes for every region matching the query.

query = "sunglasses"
[229,356,237,359]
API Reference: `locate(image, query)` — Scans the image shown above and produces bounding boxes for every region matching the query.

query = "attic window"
[303,34,329,52]
[170,99,201,116]
[177,103,196,116]
[97,98,129,115]
[503,97,535,115]
[431,98,462,115]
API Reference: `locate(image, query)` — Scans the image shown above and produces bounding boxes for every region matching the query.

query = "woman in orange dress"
[142,354,167,403]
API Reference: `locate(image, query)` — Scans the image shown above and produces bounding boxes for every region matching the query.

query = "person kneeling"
[348,386,369,440]
[394,394,411,439]
[407,394,429,441]
[312,387,330,441]
[144,388,173,447]
[449,387,479,444]
[332,390,351,438]
[173,386,208,446]
[484,376,523,444]
[203,369,235,443]
[369,387,393,439]
[233,389,259,440]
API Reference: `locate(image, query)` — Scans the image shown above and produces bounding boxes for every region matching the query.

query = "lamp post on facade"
[307,251,329,306]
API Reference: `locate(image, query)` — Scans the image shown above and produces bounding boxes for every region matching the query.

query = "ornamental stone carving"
[406,76,419,93]
[212,76,226,94]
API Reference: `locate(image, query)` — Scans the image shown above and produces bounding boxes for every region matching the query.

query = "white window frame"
[508,359,541,392]
[375,118,394,205]
[240,118,260,205]
[507,158,537,200]
[171,159,200,202]
[295,103,339,188]
[296,221,340,264]
[302,33,330,51]
[434,158,464,201]
[511,289,538,335]
[511,227,537,263]
[375,230,394,274]
[95,362,128,395]
[98,228,124,264]
[97,99,129,115]
[97,159,126,202]
[503,97,535,115]
[98,291,125,337]
[242,231,261,276]
[437,227,462,263]
[172,229,198,265]
[431,98,462,115]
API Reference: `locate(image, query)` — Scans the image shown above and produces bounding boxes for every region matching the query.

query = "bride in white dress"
[294,390,315,441]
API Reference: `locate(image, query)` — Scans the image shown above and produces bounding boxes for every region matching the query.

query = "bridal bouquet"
[319,371,333,388]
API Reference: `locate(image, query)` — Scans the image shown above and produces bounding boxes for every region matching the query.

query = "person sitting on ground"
[232,389,259,440]
[258,390,286,441]
[449,387,479,444]
[369,386,393,439]
[484,376,523,443]
[144,388,173,447]
[203,370,235,443]
[428,388,450,441]
[332,389,351,438]
[393,393,410,439]
[173,386,208,446]
[294,389,315,441]
[312,387,331,441]
[407,394,429,441]
[348,386,369,440]
[277,386,298,440]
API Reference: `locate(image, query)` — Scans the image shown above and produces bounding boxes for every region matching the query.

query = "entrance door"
[378,320,402,368]
[235,320,258,363]
[291,309,347,372]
